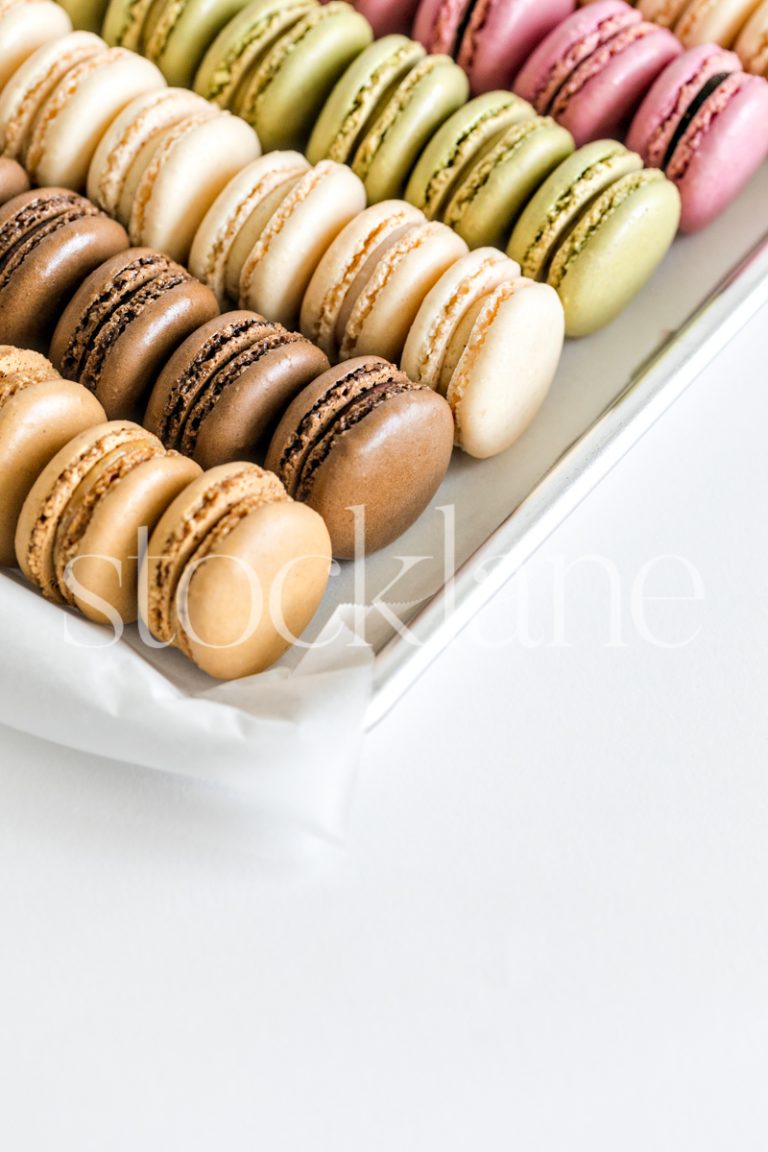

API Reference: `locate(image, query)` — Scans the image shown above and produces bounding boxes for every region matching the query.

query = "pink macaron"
[412,0,577,93]
[346,0,422,36]
[628,43,768,231]
[515,0,682,144]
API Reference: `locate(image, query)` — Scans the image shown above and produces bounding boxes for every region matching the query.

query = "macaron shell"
[192,0,318,107]
[67,450,202,625]
[737,0,768,75]
[445,118,575,249]
[666,71,768,231]
[25,48,166,190]
[0,157,29,204]
[350,0,421,36]
[144,0,255,88]
[238,160,367,329]
[58,0,109,32]
[0,31,104,161]
[177,498,332,680]
[550,169,681,336]
[447,278,564,458]
[352,55,470,202]
[293,384,454,557]
[129,112,262,263]
[236,3,374,152]
[675,0,763,49]
[0,378,106,566]
[404,90,535,219]
[0,0,73,93]
[340,221,468,363]
[307,34,426,165]
[192,340,331,468]
[461,0,578,94]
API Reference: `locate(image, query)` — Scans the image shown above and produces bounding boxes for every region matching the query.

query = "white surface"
[1,309,767,1150]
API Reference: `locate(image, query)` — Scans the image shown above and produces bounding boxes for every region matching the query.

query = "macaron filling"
[661,70,734,170]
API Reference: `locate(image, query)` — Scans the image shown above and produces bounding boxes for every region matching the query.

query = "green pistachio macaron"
[58,0,109,33]
[234,2,374,152]
[307,34,425,165]
[444,117,575,252]
[140,0,254,88]
[509,142,681,337]
[405,91,535,221]
[351,53,469,204]
[193,0,316,108]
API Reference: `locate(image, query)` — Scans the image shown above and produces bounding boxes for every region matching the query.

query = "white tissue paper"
[0,570,374,840]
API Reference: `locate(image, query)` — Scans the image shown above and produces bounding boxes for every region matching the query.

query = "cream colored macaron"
[24,44,165,190]
[404,249,565,459]
[302,200,468,365]
[0,0,72,94]
[127,107,261,263]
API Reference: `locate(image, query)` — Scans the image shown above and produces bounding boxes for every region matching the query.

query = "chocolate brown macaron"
[50,248,219,421]
[0,188,129,351]
[265,355,455,558]
[0,347,106,566]
[15,420,201,625]
[144,311,330,470]
[0,158,29,206]
[142,462,332,680]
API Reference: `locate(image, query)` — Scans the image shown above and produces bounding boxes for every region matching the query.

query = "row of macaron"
[328,0,768,79]
[0,9,682,340]
[0,158,564,468]
[20,0,768,240]
[0,346,334,681]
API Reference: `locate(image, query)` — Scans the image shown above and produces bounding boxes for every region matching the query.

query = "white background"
[0,307,766,1150]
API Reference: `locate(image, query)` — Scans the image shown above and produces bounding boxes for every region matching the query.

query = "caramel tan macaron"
[301,200,468,365]
[144,310,329,469]
[0,0,72,94]
[265,356,455,557]
[51,247,219,420]
[0,350,106,566]
[0,157,29,204]
[191,157,366,329]
[0,188,129,352]
[142,462,332,680]
[15,420,201,624]
[402,249,564,458]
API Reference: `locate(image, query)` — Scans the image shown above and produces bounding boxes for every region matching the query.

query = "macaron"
[91,93,262,263]
[345,51,470,201]
[21,42,165,190]
[142,461,332,680]
[413,0,577,93]
[86,87,214,224]
[442,116,575,250]
[57,0,109,33]
[222,159,367,329]
[0,0,72,93]
[232,1,374,151]
[15,420,201,624]
[188,151,310,305]
[339,0,420,36]
[307,33,427,164]
[301,200,468,364]
[0,188,129,351]
[508,140,681,336]
[144,310,330,467]
[139,0,255,88]
[404,90,535,219]
[265,356,455,557]
[50,247,219,419]
[0,32,105,164]
[193,0,317,108]
[0,354,106,566]
[516,1,681,144]
[0,156,28,203]
[672,0,764,49]
[737,0,768,74]
[402,249,564,458]
[628,44,768,231]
